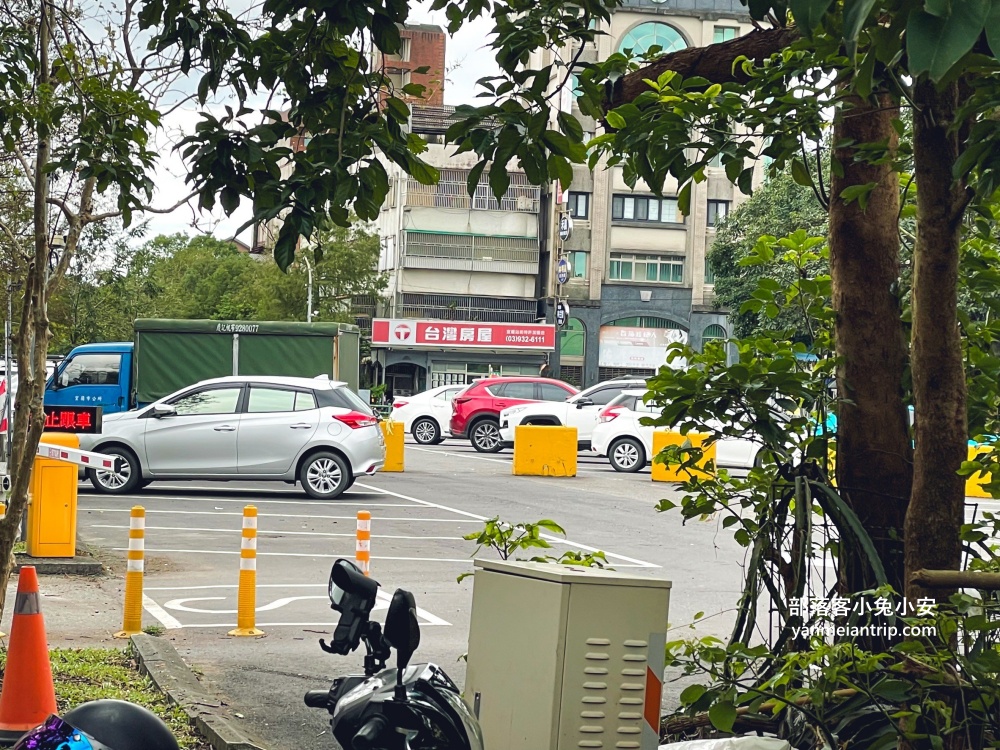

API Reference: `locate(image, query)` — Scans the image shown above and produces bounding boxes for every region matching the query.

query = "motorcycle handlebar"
[304,690,331,709]
[352,715,389,750]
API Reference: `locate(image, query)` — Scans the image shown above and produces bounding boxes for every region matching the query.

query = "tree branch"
[610,26,800,107]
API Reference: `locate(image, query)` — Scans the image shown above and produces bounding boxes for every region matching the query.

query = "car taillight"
[599,406,624,423]
[453,396,471,406]
[334,411,379,429]
[392,400,408,409]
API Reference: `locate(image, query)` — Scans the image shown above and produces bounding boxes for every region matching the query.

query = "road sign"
[42,405,102,434]
[556,301,570,328]
[559,214,573,242]
[556,257,571,285]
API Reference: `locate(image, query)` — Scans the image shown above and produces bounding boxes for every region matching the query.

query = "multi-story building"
[373,105,554,396]
[532,0,759,386]
[374,24,447,107]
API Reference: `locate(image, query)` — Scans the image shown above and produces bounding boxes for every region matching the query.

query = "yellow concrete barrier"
[380,420,404,472]
[651,431,716,483]
[966,446,996,499]
[512,425,577,477]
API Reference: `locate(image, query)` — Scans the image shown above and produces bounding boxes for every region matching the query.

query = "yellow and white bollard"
[356,510,371,576]
[115,505,145,638]
[229,505,263,637]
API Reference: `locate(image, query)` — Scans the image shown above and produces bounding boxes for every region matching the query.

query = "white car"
[498,378,647,450]
[591,390,765,472]
[389,385,465,444]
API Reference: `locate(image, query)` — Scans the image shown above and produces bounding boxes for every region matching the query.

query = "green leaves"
[789,0,835,35]
[906,0,991,81]
[708,701,737,733]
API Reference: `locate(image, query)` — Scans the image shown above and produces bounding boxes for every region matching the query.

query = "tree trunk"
[904,80,967,606]
[0,0,53,618]
[829,92,913,598]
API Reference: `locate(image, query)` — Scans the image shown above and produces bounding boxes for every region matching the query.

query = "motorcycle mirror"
[384,589,421,671]
[328,559,378,612]
[321,560,380,656]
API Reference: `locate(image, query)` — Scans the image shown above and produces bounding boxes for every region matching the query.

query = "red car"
[450,377,579,453]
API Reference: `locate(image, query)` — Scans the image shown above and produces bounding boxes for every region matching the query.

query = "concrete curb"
[14,536,104,576]
[130,634,268,750]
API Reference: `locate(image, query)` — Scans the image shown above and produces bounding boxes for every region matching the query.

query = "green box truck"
[45,319,361,414]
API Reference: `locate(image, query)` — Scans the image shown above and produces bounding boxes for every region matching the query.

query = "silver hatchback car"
[79,376,385,499]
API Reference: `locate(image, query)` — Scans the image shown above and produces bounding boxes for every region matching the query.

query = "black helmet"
[14,700,179,750]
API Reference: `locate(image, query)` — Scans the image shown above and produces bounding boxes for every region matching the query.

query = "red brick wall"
[382,27,446,106]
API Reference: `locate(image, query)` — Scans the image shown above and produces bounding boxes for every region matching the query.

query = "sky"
[141,3,498,245]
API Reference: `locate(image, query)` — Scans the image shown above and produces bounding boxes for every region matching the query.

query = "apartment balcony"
[402,230,540,275]
[405,169,540,213]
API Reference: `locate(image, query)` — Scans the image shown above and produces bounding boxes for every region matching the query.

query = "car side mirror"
[575,398,594,409]
[151,405,177,418]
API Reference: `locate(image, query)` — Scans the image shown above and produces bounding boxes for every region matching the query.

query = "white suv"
[498,378,647,450]
[591,389,766,472]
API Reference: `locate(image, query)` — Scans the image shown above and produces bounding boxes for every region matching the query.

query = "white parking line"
[355,482,660,569]
[81,495,417,508]
[117,547,474,563]
[93,524,464,541]
[142,594,183,630]
[85,508,478,523]
[141,585,451,629]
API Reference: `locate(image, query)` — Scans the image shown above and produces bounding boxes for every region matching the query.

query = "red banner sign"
[372,319,555,350]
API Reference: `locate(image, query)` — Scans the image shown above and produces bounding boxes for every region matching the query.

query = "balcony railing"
[402,230,540,274]
[405,169,540,213]
[398,293,538,323]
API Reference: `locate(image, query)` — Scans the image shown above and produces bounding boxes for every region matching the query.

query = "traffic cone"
[0,566,57,744]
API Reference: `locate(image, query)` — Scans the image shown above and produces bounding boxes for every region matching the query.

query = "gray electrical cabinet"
[464,559,672,750]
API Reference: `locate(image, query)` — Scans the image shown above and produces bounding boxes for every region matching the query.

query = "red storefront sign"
[372,319,555,350]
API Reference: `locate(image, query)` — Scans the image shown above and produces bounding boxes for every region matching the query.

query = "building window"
[568,192,589,219]
[609,253,684,284]
[707,200,731,227]
[611,195,681,224]
[570,251,588,278]
[708,152,723,168]
[705,259,716,284]
[617,22,688,57]
[703,324,727,340]
[713,26,738,44]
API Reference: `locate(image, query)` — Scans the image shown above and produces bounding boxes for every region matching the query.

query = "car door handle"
[214,425,237,432]
[289,423,313,429]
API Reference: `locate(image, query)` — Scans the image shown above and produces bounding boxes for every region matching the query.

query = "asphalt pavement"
[69,438,749,750]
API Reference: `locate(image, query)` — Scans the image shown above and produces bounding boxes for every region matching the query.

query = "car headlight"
[505,406,529,416]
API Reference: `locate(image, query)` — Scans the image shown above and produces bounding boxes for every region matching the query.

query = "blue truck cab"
[45,342,134,415]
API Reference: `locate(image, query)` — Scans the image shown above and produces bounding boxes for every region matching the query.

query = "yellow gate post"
[966,445,996,499]
[380,421,404,472]
[229,505,263,637]
[115,506,145,638]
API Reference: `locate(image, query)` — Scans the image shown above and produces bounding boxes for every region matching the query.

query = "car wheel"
[300,451,351,499]
[412,417,440,445]
[470,418,502,453]
[89,447,142,494]
[609,438,646,473]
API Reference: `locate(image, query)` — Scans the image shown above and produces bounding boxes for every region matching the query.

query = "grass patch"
[143,624,165,637]
[12,542,25,554]
[2,648,210,749]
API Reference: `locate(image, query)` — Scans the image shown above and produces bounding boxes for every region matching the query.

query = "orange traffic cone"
[0,566,57,744]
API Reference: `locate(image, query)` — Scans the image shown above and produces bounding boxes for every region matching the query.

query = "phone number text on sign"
[506,335,547,343]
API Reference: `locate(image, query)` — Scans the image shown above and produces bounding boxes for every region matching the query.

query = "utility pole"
[303,254,314,323]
